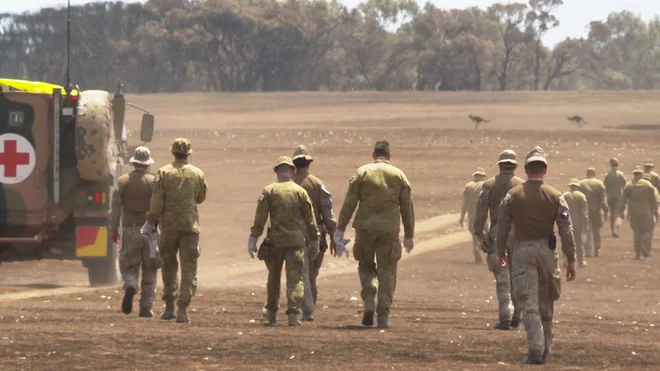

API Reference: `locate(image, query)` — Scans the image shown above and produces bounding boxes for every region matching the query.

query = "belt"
[123,222,145,228]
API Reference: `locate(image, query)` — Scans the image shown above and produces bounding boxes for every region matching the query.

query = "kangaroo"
[469,114,491,129]
[567,115,588,128]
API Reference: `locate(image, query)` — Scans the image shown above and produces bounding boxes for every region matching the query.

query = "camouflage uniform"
[146,138,207,323]
[292,145,337,321]
[497,147,576,364]
[110,147,160,317]
[579,169,609,257]
[562,179,589,267]
[460,167,487,264]
[643,160,660,193]
[337,143,415,328]
[622,167,659,259]
[251,156,319,325]
[473,150,524,330]
[603,158,626,237]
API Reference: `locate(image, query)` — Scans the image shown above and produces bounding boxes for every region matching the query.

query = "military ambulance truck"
[0,78,154,286]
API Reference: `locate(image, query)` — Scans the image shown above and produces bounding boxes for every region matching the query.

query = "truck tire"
[86,236,119,287]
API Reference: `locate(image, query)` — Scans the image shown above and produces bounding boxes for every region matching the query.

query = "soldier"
[291,145,338,322]
[643,159,660,193]
[603,158,626,237]
[459,167,487,264]
[143,138,208,324]
[497,147,577,365]
[621,167,659,260]
[562,179,589,268]
[579,168,608,257]
[111,146,160,317]
[335,141,415,329]
[248,156,320,327]
[473,149,524,331]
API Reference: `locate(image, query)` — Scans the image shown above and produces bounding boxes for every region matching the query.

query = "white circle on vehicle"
[0,133,36,184]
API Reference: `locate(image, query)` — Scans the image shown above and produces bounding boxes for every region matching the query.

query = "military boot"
[121,286,136,315]
[139,307,154,318]
[176,307,190,323]
[523,355,545,364]
[377,314,389,329]
[510,319,520,329]
[579,260,587,268]
[160,300,176,320]
[494,321,511,330]
[301,313,314,322]
[362,296,375,327]
[288,313,301,326]
[263,308,277,326]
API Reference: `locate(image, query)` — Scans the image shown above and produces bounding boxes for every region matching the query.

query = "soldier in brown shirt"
[292,145,338,321]
[497,147,577,365]
[603,158,626,237]
[579,168,609,257]
[460,167,487,264]
[110,147,160,317]
[622,167,659,259]
[643,159,660,193]
[473,149,524,330]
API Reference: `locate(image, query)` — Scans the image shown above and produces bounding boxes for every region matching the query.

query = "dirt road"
[2,91,660,370]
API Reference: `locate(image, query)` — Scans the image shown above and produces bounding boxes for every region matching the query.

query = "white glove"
[140,221,155,235]
[248,236,258,259]
[333,231,350,258]
[308,240,320,260]
[404,238,414,253]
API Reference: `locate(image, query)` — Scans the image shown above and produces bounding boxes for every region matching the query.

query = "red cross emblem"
[0,139,30,178]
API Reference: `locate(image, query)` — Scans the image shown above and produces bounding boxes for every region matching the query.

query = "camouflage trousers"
[511,239,561,358]
[486,226,520,323]
[631,218,655,259]
[159,232,200,308]
[301,237,326,317]
[119,226,160,310]
[585,210,603,256]
[264,246,305,315]
[467,215,483,264]
[353,229,401,316]
[607,197,622,234]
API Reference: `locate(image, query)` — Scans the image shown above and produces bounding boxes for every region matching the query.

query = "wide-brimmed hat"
[473,167,486,177]
[274,156,295,171]
[129,146,154,165]
[633,167,644,175]
[293,145,313,161]
[497,149,518,165]
[568,178,580,187]
[644,159,654,167]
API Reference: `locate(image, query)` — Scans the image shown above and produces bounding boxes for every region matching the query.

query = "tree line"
[1,0,659,93]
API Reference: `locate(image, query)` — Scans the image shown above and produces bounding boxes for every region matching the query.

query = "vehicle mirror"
[140,114,154,142]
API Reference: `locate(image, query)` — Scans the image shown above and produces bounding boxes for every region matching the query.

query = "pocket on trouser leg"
[486,252,497,273]
[353,232,364,261]
[548,269,561,301]
[390,238,402,262]
[181,234,201,260]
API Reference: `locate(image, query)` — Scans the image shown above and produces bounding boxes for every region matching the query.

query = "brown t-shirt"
[110,169,155,234]
[473,171,524,234]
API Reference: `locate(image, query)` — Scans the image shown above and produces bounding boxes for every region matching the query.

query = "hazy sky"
[2,0,659,47]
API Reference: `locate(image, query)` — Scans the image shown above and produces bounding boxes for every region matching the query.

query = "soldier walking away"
[292,145,339,322]
[335,141,415,329]
[562,179,589,268]
[459,167,487,264]
[111,147,161,317]
[143,138,208,324]
[248,156,320,327]
[622,167,659,260]
[469,114,491,129]
[642,159,660,193]
[497,147,577,365]
[603,158,626,238]
[473,149,524,331]
[579,168,608,257]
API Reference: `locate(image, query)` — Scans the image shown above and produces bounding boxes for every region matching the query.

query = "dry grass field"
[2,90,660,370]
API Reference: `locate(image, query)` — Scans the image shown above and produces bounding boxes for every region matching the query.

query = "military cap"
[497,149,518,165]
[568,178,580,187]
[586,167,596,176]
[473,167,486,177]
[129,146,154,166]
[170,138,192,155]
[644,159,654,167]
[633,167,644,175]
[524,146,547,165]
[609,158,619,166]
[293,145,313,161]
[274,156,295,171]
